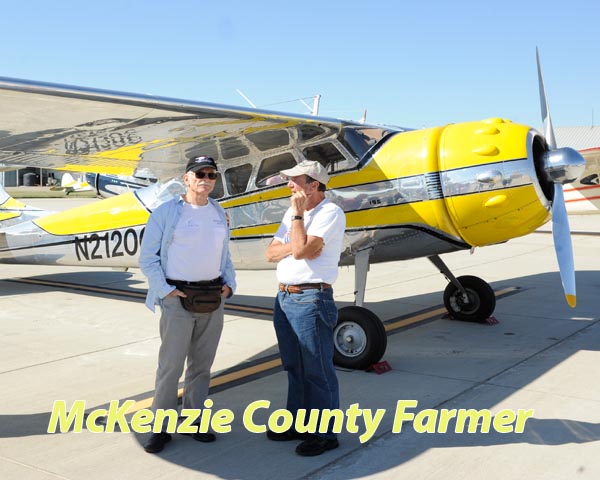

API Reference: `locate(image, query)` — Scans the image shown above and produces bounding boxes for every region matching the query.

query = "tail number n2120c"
[74,228,144,261]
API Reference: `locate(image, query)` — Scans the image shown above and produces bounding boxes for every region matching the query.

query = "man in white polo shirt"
[265,160,346,456]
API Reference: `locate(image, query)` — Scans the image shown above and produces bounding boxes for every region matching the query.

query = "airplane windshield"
[338,125,394,161]
[135,179,187,211]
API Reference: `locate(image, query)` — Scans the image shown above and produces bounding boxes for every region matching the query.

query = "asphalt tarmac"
[1,197,599,479]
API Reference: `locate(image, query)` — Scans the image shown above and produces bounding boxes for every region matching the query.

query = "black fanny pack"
[167,278,223,313]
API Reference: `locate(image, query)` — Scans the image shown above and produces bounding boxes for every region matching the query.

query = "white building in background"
[555,126,600,151]
[0,166,64,187]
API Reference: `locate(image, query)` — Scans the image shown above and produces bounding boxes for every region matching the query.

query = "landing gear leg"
[333,249,387,370]
[353,248,370,307]
[428,255,496,322]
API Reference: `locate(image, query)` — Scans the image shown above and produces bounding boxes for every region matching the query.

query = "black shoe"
[266,428,306,441]
[295,436,339,456]
[189,431,216,442]
[180,425,216,443]
[143,432,171,453]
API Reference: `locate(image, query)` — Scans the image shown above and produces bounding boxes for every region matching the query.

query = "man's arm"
[290,219,324,260]
[266,231,323,262]
[220,245,236,298]
[139,210,177,300]
[266,239,293,263]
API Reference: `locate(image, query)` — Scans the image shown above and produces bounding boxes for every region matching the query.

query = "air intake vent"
[425,172,443,200]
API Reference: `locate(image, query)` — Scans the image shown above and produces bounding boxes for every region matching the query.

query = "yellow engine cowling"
[368,118,552,247]
[439,118,551,246]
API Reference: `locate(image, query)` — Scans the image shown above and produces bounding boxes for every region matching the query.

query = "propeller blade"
[536,47,556,149]
[551,184,576,307]
[537,48,577,308]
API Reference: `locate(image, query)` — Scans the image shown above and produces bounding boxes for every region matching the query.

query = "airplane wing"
[0,77,399,181]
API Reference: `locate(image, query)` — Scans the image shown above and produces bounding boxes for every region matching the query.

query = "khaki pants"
[152,295,224,412]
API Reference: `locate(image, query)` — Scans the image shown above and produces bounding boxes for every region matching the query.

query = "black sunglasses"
[193,171,218,180]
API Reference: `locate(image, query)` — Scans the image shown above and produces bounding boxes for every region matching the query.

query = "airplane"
[564,147,600,213]
[49,171,94,194]
[0,51,585,370]
[0,166,152,198]
[85,171,156,198]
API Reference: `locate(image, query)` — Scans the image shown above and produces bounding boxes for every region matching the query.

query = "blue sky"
[1,0,598,130]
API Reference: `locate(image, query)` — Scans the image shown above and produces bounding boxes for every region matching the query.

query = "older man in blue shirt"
[139,155,236,453]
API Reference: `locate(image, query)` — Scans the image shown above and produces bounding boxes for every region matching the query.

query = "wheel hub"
[334,322,367,358]
[450,289,480,314]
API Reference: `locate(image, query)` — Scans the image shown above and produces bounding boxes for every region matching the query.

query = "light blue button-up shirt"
[139,195,236,312]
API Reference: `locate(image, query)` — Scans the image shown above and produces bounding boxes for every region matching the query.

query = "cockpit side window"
[338,126,393,161]
[302,143,348,172]
[256,153,297,187]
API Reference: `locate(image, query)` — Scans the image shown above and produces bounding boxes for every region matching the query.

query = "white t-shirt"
[274,198,346,285]
[166,201,227,281]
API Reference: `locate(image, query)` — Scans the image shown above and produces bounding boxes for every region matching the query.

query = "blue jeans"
[273,287,339,439]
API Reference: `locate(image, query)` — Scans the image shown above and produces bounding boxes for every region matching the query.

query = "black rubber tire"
[333,306,387,370]
[443,275,496,322]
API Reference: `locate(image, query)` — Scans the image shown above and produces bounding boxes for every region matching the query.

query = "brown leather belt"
[279,283,332,294]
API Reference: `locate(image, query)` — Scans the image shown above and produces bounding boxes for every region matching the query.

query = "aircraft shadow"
[2,267,598,325]
[1,268,446,317]
[0,270,147,300]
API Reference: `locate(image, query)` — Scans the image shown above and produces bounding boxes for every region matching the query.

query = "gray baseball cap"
[280,160,329,185]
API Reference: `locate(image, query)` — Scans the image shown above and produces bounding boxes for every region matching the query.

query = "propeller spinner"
[536,48,585,307]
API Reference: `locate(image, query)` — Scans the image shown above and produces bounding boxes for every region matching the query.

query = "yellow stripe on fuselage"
[231,224,279,237]
[34,192,149,235]
[221,186,290,209]
[345,200,447,230]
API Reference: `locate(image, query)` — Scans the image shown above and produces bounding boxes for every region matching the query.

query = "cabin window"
[302,142,349,172]
[297,124,325,141]
[187,140,219,160]
[209,175,225,199]
[221,137,250,159]
[224,164,252,195]
[256,153,297,187]
[247,130,289,151]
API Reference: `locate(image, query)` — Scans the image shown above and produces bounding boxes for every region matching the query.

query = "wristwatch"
[292,215,304,221]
